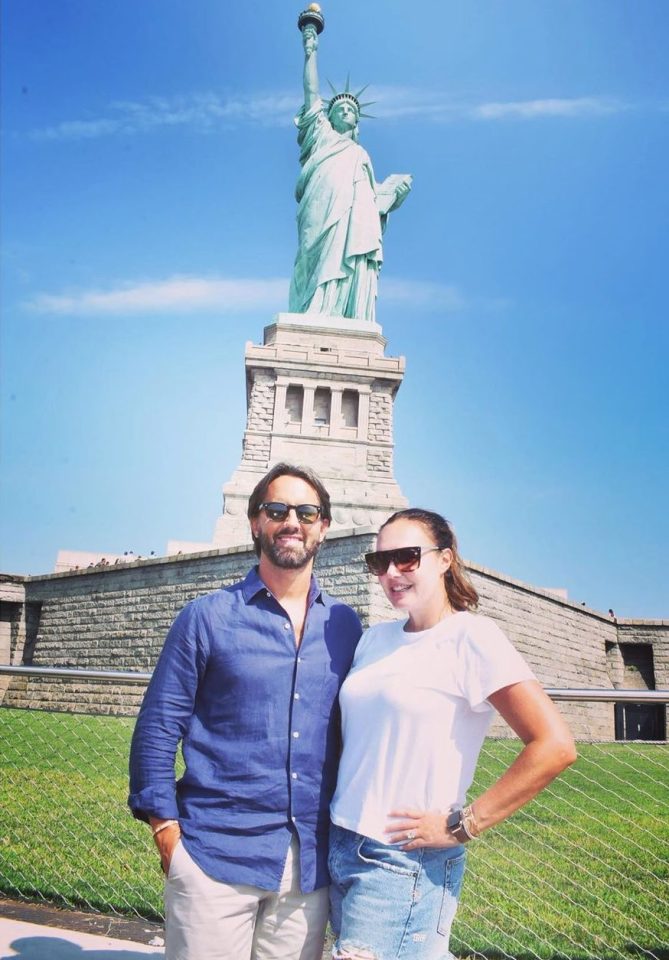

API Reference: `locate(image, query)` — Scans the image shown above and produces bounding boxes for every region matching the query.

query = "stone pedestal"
[212,312,408,546]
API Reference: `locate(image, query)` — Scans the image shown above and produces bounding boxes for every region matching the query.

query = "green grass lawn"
[0,709,162,918]
[1,707,667,959]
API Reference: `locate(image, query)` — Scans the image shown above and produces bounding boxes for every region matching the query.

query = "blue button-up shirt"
[128,567,361,892]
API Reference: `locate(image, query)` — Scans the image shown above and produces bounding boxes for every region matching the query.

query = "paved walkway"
[0,899,334,959]
[0,901,164,959]
[0,918,164,958]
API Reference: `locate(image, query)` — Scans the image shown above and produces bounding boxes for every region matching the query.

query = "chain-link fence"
[0,667,667,960]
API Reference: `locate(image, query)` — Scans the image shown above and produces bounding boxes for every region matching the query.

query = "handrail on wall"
[0,664,668,703]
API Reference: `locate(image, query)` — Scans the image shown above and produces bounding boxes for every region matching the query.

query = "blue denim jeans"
[328,824,466,959]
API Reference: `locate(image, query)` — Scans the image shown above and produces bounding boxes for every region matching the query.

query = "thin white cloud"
[473,97,625,120]
[368,86,462,122]
[382,278,467,312]
[24,274,476,317]
[383,278,511,314]
[30,92,300,142]
[25,276,289,316]
[37,118,123,140]
[346,87,627,123]
[28,89,630,142]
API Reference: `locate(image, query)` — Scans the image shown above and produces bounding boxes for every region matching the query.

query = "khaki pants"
[164,836,329,960]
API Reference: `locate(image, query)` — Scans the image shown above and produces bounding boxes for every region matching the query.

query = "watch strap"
[447,805,480,843]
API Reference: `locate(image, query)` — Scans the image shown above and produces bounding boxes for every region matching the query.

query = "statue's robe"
[288,99,383,324]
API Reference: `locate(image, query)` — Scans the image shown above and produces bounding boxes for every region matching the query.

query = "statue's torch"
[298,3,325,34]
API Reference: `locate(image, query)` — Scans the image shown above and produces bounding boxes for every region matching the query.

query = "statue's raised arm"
[302,23,320,111]
[289,5,412,325]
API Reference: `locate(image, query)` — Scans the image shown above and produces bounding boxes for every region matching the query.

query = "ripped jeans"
[328,824,466,960]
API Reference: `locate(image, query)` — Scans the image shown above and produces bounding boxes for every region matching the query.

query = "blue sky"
[1,0,667,618]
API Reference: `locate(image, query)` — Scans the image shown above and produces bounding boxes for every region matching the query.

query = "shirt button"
[265,591,271,598]
[291,772,298,780]
[292,731,300,738]
[284,623,291,631]
[291,815,297,822]
[297,656,303,663]
[294,693,300,700]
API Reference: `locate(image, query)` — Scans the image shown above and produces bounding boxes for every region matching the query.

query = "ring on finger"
[406,829,416,841]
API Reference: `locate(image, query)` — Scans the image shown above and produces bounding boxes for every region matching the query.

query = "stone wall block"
[6,536,665,741]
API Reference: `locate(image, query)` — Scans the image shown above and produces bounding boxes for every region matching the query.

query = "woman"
[289,21,411,324]
[329,508,577,959]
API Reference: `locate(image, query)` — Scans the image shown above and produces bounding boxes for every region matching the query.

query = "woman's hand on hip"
[385,808,460,850]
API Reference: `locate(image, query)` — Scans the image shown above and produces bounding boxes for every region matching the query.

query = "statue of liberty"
[288,8,412,325]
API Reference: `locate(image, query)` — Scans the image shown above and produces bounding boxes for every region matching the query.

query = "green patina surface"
[289,15,412,325]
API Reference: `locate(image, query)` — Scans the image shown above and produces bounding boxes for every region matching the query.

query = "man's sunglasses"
[364,545,442,576]
[258,502,322,524]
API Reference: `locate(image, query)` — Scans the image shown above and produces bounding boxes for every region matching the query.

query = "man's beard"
[258,527,323,569]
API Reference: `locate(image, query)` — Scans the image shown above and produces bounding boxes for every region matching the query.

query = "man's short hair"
[247,463,332,557]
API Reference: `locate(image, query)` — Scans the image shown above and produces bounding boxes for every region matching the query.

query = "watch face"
[447,810,462,832]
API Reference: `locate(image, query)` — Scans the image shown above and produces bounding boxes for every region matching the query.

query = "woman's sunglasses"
[259,502,322,524]
[364,545,442,576]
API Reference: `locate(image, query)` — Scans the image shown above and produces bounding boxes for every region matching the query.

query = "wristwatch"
[446,806,479,843]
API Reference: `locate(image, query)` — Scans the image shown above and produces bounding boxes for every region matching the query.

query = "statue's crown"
[326,77,375,119]
[328,91,361,113]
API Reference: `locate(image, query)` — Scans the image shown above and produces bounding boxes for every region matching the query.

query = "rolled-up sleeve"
[128,601,207,821]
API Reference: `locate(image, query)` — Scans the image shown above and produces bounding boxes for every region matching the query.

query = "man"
[128,463,362,960]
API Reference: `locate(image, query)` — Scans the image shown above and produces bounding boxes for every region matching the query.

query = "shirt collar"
[241,565,325,606]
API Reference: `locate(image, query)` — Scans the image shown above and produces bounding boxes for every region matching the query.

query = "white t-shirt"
[330,611,535,843]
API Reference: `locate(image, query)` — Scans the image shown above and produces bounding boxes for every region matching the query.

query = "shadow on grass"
[626,947,669,960]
